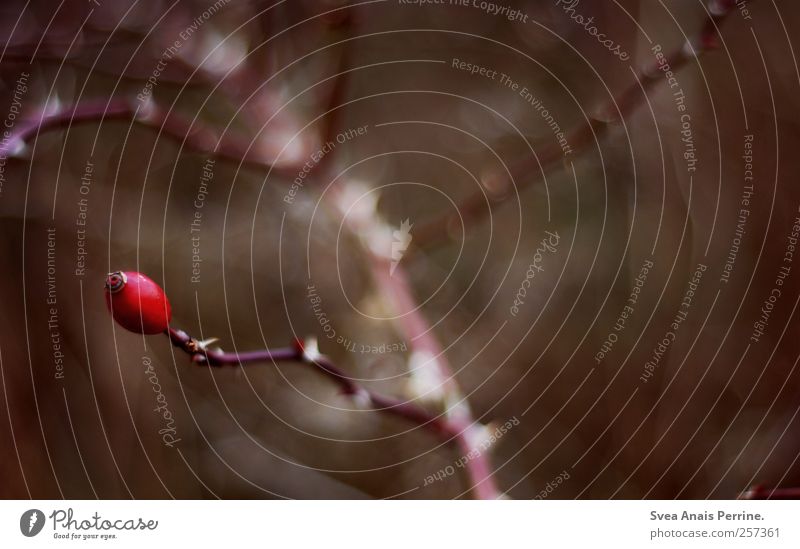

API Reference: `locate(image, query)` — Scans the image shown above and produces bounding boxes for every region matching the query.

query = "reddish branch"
[311,8,501,496]
[412,0,752,248]
[165,328,460,439]
[369,250,499,498]
[310,11,353,179]
[327,183,502,499]
[0,97,298,176]
[739,485,800,500]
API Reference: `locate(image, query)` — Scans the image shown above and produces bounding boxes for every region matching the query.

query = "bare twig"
[332,184,502,499]
[738,485,800,500]
[304,10,354,180]
[0,97,298,176]
[371,238,501,499]
[412,0,752,248]
[165,328,458,438]
[308,8,501,498]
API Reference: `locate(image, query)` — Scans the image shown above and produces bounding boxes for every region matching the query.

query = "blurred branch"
[305,10,354,180]
[370,253,500,499]
[333,184,502,499]
[412,0,753,249]
[0,96,298,176]
[305,7,501,499]
[739,485,800,500]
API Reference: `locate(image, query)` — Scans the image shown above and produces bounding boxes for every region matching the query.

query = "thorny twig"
[0,97,299,176]
[166,328,460,439]
[739,485,800,500]
[313,10,502,498]
[328,181,501,497]
[412,0,753,248]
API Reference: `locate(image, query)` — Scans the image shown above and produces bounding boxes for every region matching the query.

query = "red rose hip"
[104,271,171,334]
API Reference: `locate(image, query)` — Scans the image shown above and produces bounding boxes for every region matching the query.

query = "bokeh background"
[1,0,800,499]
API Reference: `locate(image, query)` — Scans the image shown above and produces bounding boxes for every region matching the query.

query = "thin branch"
[738,485,800,500]
[412,0,752,249]
[305,10,354,180]
[369,242,500,499]
[0,97,298,176]
[332,185,502,499]
[301,11,501,498]
[165,328,458,438]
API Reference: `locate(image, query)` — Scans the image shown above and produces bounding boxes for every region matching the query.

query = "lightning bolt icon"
[390,219,413,276]
[28,510,38,533]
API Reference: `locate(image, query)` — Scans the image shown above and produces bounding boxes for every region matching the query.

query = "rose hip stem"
[164,328,460,439]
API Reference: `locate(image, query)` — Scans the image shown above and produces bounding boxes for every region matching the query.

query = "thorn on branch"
[103,270,500,498]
